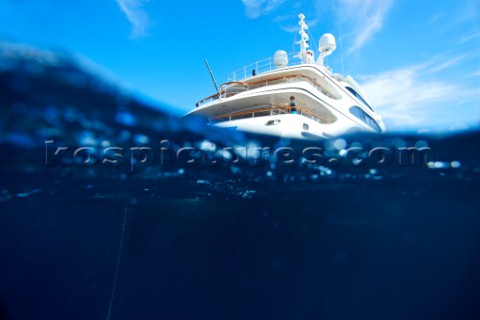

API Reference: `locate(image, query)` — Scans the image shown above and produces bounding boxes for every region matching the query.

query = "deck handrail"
[196,74,339,108]
[226,52,303,82]
[210,105,333,124]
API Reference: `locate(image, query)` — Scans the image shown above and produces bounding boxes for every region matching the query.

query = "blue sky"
[1,0,479,133]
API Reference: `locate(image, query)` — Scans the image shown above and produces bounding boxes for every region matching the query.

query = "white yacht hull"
[215,113,364,139]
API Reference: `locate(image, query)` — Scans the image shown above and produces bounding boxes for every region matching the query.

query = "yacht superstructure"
[185,14,386,139]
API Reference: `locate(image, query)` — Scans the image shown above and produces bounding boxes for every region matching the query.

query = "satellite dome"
[319,33,336,55]
[273,50,288,69]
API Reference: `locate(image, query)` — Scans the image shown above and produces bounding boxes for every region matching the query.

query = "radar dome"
[319,33,336,56]
[273,50,288,69]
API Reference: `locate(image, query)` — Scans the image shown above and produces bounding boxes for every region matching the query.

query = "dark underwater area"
[1,42,480,320]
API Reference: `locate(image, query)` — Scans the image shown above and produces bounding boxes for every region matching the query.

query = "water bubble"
[333,138,347,150]
[221,149,232,160]
[230,166,241,174]
[133,134,150,144]
[351,141,362,148]
[415,140,428,148]
[120,130,131,141]
[115,110,137,126]
[199,140,216,152]
[78,131,97,145]
[319,166,333,175]
[450,161,461,168]
[434,162,448,169]
[428,161,449,169]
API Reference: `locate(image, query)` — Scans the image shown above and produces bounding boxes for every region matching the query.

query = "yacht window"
[346,87,373,111]
[349,106,382,133]
[303,123,309,131]
[266,119,281,126]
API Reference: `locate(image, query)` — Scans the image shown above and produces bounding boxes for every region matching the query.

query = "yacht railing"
[196,74,338,108]
[210,105,333,124]
[226,53,305,82]
[222,75,338,100]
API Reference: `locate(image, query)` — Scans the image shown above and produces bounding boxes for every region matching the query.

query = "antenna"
[294,13,310,64]
[337,20,345,75]
[204,60,220,95]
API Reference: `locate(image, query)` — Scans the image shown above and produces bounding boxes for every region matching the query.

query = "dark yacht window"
[346,87,373,111]
[266,119,281,126]
[349,106,382,133]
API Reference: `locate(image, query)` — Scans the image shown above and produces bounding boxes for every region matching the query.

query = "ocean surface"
[1,43,480,320]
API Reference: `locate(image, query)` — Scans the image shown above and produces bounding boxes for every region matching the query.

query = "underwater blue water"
[1,43,480,320]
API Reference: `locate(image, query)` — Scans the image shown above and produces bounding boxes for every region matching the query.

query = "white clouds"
[241,0,287,19]
[117,0,151,38]
[240,0,394,52]
[456,32,480,46]
[337,0,394,52]
[453,0,480,26]
[360,60,479,128]
[428,54,468,74]
[468,70,480,78]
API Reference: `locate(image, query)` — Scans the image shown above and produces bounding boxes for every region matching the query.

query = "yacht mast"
[294,13,311,64]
